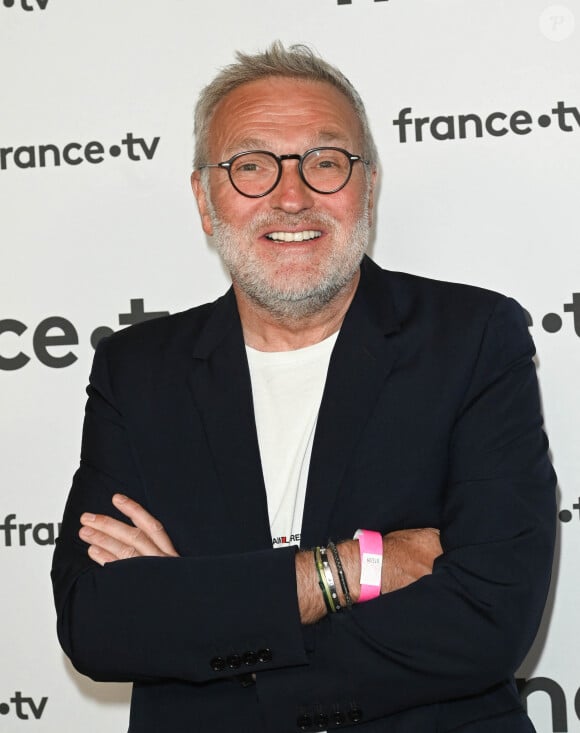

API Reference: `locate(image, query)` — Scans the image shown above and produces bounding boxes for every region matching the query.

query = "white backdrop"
[1,1,578,730]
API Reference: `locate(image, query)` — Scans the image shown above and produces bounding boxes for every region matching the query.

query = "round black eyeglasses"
[198,147,369,198]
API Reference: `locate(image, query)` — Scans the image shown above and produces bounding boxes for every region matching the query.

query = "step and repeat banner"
[1,1,579,730]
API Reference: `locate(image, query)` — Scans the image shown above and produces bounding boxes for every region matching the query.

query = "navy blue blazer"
[52,256,556,732]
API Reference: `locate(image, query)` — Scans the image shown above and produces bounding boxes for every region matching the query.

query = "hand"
[380,528,442,594]
[79,494,179,566]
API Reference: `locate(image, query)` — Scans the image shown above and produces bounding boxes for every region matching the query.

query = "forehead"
[208,77,363,157]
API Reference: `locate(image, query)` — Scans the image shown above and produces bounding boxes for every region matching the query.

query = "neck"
[234,270,359,352]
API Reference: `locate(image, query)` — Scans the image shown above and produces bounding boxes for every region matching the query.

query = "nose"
[268,159,314,213]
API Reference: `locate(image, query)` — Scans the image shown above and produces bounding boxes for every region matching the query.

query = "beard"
[207,197,370,321]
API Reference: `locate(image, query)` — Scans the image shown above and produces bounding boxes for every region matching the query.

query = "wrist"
[295,549,326,624]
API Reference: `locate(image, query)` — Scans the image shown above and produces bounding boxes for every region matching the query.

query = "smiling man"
[193,75,372,334]
[52,43,556,733]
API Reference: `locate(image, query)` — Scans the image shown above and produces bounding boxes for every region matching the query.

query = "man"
[52,43,556,732]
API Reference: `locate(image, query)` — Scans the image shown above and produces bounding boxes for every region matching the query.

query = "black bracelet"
[328,540,353,609]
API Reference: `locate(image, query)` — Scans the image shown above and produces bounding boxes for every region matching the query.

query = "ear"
[190,171,214,236]
[367,167,378,227]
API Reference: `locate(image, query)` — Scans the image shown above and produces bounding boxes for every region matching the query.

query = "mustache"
[247,211,338,233]
[206,192,335,230]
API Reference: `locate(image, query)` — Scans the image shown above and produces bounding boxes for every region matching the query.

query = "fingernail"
[81,513,96,523]
[113,494,127,504]
[79,526,94,538]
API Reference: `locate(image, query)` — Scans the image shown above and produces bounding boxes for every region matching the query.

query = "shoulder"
[357,257,534,373]
[92,289,236,373]
[361,256,529,332]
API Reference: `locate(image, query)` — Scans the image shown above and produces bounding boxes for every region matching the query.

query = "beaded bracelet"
[328,540,353,609]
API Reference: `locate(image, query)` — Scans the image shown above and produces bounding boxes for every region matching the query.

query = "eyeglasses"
[198,147,369,198]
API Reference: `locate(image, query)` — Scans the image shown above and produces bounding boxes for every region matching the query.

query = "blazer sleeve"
[51,335,309,684]
[254,295,556,727]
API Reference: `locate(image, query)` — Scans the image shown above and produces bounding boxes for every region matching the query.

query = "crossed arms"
[51,288,556,726]
[78,493,443,623]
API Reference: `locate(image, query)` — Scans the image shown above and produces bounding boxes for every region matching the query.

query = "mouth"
[264,230,323,243]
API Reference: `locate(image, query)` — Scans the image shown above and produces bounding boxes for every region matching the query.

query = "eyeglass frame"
[197,147,370,198]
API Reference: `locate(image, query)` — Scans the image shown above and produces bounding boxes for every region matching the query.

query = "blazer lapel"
[186,258,400,552]
[301,258,401,546]
[188,290,271,552]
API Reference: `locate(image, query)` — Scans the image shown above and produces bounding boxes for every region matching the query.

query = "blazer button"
[297,713,312,731]
[242,650,258,665]
[209,656,226,672]
[227,654,241,670]
[316,712,329,728]
[236,673,255,688]
[257,647,272,663]
[349,707,363,723]
[333,711,345,726]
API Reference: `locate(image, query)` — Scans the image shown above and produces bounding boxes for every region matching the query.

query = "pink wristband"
[354,529,383,602]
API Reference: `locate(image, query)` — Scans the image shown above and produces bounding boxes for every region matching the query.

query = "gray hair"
[193,41,378,171]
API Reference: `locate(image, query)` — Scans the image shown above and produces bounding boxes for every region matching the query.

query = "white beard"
[208,199,370,321]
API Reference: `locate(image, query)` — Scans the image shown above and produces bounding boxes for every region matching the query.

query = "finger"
[87,543,121,567]
[79,525,141,561]
[425,529,443,558]
[112,494,178,556]
[80,513,162,557]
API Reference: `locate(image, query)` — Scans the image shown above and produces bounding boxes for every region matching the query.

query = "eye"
[232,158,263,174]
[237,162,259,172]
[317,158,338,169]
[231,153,276,177]
[304,149,349,175]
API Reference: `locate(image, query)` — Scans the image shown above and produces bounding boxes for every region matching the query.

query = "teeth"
[266,230,322,242]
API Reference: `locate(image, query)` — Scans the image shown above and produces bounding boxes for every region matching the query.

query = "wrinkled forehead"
[207,77,364,158]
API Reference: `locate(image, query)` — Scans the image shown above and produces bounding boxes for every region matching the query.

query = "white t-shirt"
[246,331,338,549]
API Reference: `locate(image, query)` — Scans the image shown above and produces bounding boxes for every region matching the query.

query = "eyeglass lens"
[229,148,352,196]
